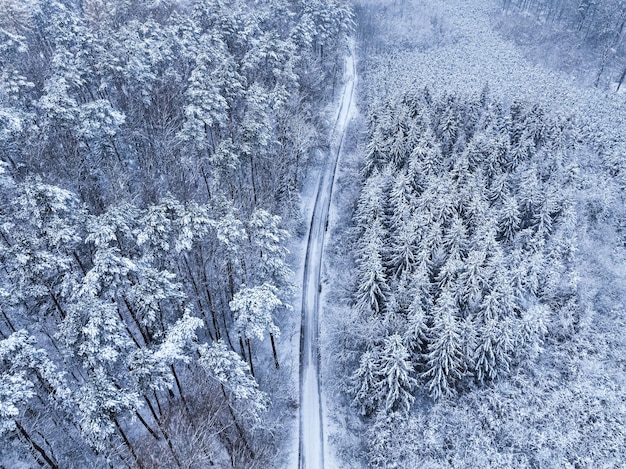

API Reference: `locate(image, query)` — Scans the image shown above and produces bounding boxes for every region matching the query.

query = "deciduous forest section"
[0,0,352,467]
[324,0,626,467]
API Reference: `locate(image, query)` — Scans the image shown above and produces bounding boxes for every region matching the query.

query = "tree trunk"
[617,65,626,92]
[181,255,217,341]
[249,154,258,206]
[239,335,247,362]
[2,309,16,334]
[16,421,58,469]
[135,410,160,441]
[246,338,255,377]
[170,364,190,416]
[114,418,143,469]
[270,333,280,368]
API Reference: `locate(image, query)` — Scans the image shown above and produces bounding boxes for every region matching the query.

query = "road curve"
[298,41,356,469]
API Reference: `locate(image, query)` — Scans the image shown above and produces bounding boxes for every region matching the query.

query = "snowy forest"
[324,0,626,467]
[2,0,626,468]
[0,0,352,467]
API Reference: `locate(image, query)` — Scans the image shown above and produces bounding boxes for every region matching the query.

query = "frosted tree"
[75,99,125,157]
[296,0,353,59]
[443,213,469,262]
[437,102,459,151]
[352,334,417,415]
[498,195,521,241]
[0,330,69,467]
[388,215,419,279]
[408,130,441,180]
[388,170,415,226]
[355,219,390,316]
[404,293,430,359]
[423,290,465,400]
[0,178,84,332]
[354,170,388,227]
[531,195,557,238]
[129,312,203,392]
[178,37,230,149]
[199,339,267,422]
[515,302,549,361]
[136,197,212,257]
[128,267,185,333]
[455,249,486,312]
[246,208,293,288]
[230,283,288,371]
[351,349,380,416]
[517,166,542,223]
[231,284,283,342]
[75,367,142,453]
[387,171,419,278]
[473,318,514,384]
[375,334,417,413]
[436,258,462,291]
[243,29,298,106]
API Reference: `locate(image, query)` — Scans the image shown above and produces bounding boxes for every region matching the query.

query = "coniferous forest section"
[351,90,583,405]
[0,0,352,467]
[339,74,626,469]
[325,0,626,467]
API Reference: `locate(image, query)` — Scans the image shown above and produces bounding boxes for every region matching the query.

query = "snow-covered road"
[299,41,356,469]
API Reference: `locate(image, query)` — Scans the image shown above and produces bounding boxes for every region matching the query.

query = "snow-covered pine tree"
[375,334,417,413]
[351,348,380,416]
[423,289,465,400]
[354,218,390,317]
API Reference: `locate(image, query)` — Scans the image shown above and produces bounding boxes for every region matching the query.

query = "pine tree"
[129,312,203,393]
[423,290,465,400]
[473,318,514,384]
[354,170,386,228]
[443,213,469,262]
[351,349,380,416]
[388,215,418,279]
[178,38,230,148]
[230,282,288,370]
[498,195,521,241]
[0,330,70,468]
[199,339,267,420]
[230,283,284,342]
[0,330,69,435]
[246,209,293,288]
[404,295,429,359]
[375,334,417,413]
[355,219,390,316]
[456,250,487,314]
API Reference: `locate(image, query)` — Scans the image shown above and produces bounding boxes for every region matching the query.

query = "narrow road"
[299,41,356,469]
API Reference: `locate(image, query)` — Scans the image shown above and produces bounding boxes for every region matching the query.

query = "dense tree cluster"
[323,1,626,467]
[0,0,352,467]
[350,88,587,410]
